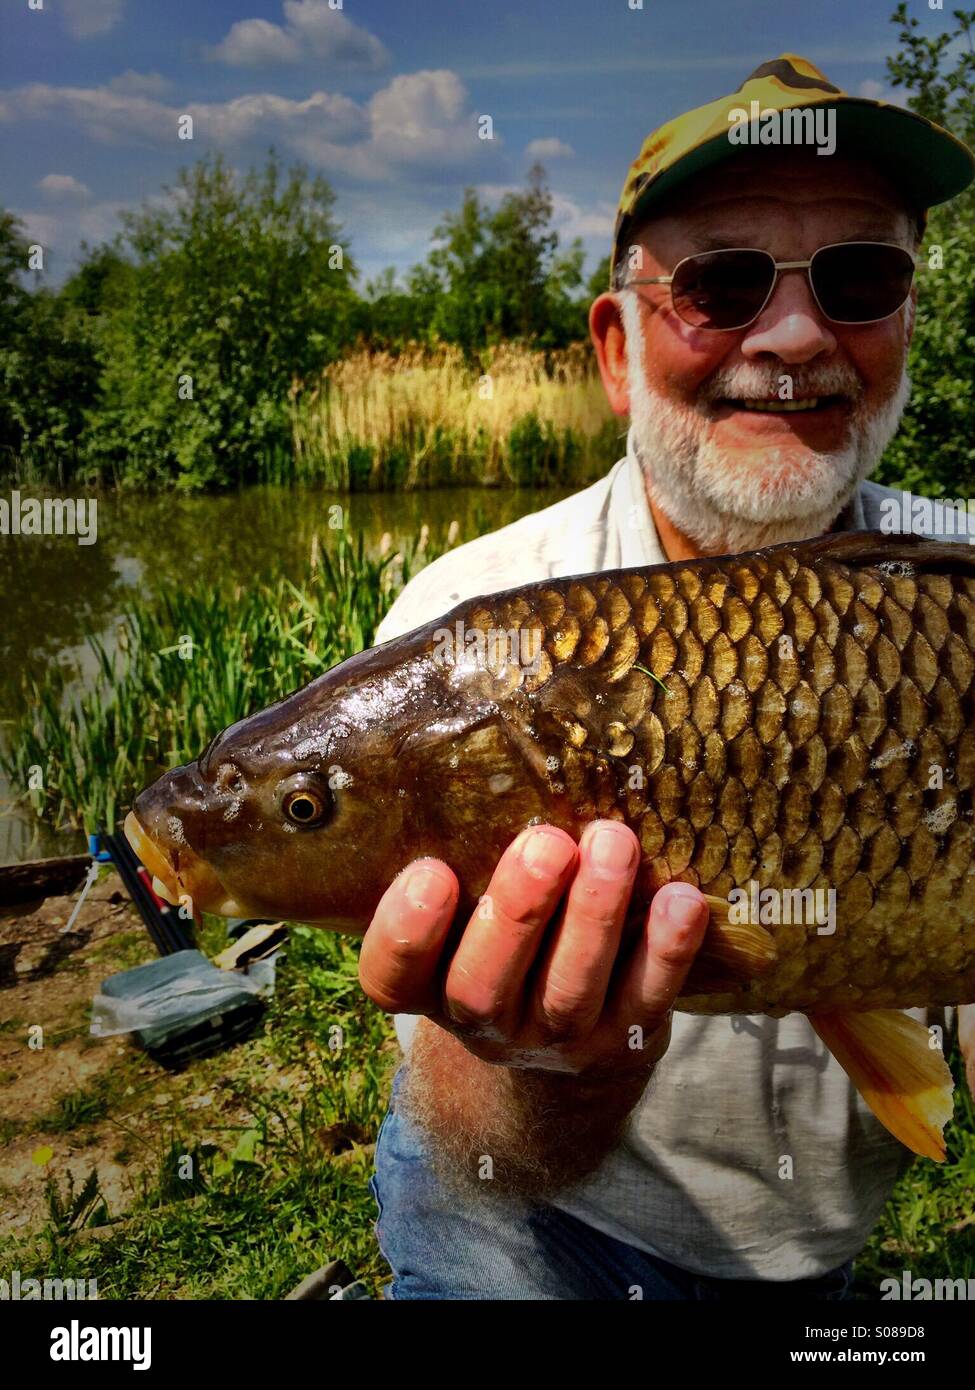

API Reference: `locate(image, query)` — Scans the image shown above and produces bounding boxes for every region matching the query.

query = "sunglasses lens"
[812,243,915,323]
[670,250,774,329]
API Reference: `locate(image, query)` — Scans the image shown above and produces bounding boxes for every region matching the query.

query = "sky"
[0,0,956,286]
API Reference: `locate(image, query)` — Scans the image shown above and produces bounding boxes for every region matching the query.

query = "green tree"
[418,165,588,353]
[88,152,358,489]
[0,211,102,485]
[877,4,975,494]
[0,211,31,471]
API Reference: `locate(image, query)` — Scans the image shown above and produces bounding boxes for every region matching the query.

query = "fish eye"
[278,774,332,828]
[285,791,324,824]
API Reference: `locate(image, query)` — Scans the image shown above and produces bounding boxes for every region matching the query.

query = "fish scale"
[453,537,975,1015]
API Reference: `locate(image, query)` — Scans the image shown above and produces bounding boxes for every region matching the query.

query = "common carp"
[126,531,975,1160]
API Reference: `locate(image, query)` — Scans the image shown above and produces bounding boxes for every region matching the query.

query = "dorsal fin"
[780,529,975,577]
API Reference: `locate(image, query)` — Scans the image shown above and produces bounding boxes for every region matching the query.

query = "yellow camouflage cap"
[612,53,975,279]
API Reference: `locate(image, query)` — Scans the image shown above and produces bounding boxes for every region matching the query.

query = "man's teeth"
[738,397,821,413]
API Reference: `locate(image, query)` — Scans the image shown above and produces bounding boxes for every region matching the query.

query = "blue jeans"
[370,1066,855,1301]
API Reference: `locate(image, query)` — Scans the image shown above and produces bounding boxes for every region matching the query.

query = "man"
[362,56,975,1299]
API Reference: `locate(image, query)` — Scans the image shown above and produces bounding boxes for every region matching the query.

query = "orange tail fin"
[809,1009,954,1163]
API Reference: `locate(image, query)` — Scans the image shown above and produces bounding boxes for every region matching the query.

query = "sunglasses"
[626,241,916,331]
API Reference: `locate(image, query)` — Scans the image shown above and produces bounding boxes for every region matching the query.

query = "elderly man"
[362,56,975,1300]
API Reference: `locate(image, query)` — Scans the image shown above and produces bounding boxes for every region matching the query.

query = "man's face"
[597,152,917,553]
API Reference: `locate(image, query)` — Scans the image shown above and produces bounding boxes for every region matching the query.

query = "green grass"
[0,926,397,1299]
[856,1050,975,1296]
[0,528,440,835]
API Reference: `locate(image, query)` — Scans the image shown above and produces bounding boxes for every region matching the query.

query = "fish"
[125,531,975,1161]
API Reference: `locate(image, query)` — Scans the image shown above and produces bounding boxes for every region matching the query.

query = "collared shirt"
[373,427,965,1280]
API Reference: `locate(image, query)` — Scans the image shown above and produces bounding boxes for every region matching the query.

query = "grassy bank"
[287,343,619,490]
[0,884,397,1299]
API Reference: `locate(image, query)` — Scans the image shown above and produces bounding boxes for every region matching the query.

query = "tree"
[87,151,359,488]
[877,5,975,494]
[0,211,101,484]
[417,165,588,354]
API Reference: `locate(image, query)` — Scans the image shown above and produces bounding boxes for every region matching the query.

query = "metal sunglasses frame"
[624,240,917,331]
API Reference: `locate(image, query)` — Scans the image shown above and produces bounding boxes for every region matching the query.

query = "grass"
[856,1050,975,1295]
[0,925,398,1299]
[289,342,619,490]
[0,527,440,835]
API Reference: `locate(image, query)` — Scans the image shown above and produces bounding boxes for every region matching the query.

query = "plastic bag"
[90,949,264,1038]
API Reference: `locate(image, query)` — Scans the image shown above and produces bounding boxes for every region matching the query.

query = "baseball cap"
[611,53,975,279]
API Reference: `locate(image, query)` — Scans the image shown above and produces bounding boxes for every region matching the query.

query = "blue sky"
[0,0,955,285]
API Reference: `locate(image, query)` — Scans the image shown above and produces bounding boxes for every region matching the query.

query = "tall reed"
[288,342,620,490]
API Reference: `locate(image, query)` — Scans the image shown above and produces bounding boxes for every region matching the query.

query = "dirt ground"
[0,871,262,1238]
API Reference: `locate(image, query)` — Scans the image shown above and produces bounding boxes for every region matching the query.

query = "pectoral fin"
[701,892,778,974]
[808,1009,954,1163]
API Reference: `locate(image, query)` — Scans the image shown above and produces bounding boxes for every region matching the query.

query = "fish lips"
[125,765,248,917]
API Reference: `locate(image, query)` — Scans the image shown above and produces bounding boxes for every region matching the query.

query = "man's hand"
[359,820,709,1079]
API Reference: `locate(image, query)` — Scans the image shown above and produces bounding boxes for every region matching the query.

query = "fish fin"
[680,894,776,994]
[780,530,975,576]
[808,1009,955,1163]
[699,892,777,975]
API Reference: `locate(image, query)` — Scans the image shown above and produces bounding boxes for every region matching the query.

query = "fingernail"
[518,828,576,881]
[665,883,705,927]
[404,861,454,912]
[588,823,637,877]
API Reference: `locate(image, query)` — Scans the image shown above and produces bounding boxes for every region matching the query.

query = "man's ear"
[589,292,631,416]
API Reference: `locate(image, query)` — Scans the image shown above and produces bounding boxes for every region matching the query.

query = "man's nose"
[739,267,838,364]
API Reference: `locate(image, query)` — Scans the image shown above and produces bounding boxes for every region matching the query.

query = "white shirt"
[373,428,957,1280]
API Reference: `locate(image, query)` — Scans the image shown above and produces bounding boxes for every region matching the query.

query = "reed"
[288,342,620,490]
[1,530,439,835]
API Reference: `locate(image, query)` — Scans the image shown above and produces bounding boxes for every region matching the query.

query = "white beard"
[620,290,910,554]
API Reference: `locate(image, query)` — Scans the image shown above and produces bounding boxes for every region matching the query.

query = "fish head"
[124,643,436,931]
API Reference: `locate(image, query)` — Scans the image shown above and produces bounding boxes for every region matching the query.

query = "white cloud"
[857,79,895,102]
[0,69,501,190]
[12,199,132,277]
[474,184,615,241]
[62,0,125,40]
[108,71,173,97]
[548,192,615,241]
[367,71,486,170]
[210,0,389,70]
[0,83,367,151]
[525,137,574,161]
[36,173,92,201]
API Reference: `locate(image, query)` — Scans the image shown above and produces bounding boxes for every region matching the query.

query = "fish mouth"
[123,810,248,918]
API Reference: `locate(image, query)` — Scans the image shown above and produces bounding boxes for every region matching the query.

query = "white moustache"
[700,363,865,407]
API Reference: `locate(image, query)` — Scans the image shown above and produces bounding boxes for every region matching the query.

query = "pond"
[1,485,573,864]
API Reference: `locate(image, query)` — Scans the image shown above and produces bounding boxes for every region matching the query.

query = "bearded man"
[361,56,975,1300]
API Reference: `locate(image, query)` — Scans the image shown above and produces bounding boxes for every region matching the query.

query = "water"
[1,484,571,864]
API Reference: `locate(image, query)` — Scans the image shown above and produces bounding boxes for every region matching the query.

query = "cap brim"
[627,99,975,231]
